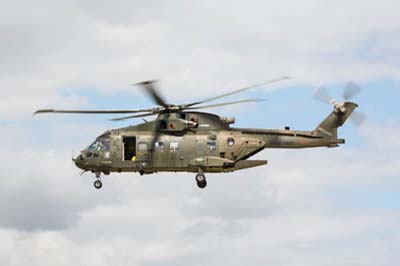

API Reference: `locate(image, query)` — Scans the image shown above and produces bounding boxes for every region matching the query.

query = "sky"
[0,0,400,265]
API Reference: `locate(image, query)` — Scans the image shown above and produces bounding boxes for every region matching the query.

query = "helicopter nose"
[73,154,84,169]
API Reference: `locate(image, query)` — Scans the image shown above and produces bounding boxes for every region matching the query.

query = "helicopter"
[34,77,365,189]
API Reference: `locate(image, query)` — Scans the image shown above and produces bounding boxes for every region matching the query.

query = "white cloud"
[1,0,400,119]
[1,0,400,265]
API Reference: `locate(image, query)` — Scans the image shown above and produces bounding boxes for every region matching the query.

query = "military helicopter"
[34,77,365,189]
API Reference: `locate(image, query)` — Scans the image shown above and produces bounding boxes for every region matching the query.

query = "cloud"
[2,0,400,119]
[1,0,400,265]
[4,113,392,233]
[0,124,119,231]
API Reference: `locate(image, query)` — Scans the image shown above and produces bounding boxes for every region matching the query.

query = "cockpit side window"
[102,138,110,150]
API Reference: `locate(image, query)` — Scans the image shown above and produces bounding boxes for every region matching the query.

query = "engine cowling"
[158,118,198,132]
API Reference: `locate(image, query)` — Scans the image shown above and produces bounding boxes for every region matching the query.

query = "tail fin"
[312,102,358,139]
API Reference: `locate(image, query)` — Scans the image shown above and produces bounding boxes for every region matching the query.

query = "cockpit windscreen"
[88,133,110,151]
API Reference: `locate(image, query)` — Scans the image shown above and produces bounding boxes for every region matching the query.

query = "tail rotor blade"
[343,82,361,101]
[314,85,332,104]
[350,111,366,127]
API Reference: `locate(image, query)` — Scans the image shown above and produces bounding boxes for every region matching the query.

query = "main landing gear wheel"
[195,173,206,183]
[94,180,103,189]
[197,180,207,189]
[195,172,207,189]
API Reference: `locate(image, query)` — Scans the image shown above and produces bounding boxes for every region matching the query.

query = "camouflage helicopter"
[34,77,365,189]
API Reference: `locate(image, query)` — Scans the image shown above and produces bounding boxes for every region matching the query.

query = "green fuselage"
[74,107,354,175]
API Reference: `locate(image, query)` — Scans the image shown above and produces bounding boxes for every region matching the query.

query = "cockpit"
[87,133,111,151]
[74,132,111,170]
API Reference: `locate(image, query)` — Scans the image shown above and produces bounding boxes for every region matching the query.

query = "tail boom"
[236,102,357,150]
[312,102,358,139]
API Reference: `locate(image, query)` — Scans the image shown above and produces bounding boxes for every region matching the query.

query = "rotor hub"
[330,99,347,113]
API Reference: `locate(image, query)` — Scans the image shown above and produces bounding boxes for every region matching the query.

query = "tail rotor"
[342,82,361,101]
[350,111,366,127]
[314,85,332,105]
[314,82,366,127]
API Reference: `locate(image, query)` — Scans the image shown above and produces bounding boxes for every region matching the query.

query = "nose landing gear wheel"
[94,180,103,189]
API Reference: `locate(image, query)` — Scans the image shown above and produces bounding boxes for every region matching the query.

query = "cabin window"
[170,141,179,152]
[155,141,164,151]
[227,137,235,146]
[207,141,217,151]
[138,142,148,152]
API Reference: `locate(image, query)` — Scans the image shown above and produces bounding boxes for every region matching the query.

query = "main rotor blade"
[314,85,332,104]
[109,112,156,121]
[343,82,361,101]
[34,108,153,115]
[134,80,169,108]
[185,76,289,107]
[350,110,366,127]
[186,98,267,110]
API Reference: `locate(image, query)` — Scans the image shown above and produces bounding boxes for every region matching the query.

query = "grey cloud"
[179,173,278,219]
[181,220,250,239]
[0,155,118,231]
[0,124,119,231]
